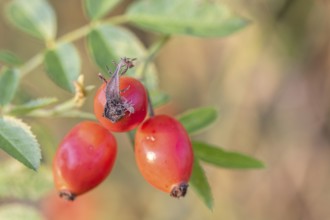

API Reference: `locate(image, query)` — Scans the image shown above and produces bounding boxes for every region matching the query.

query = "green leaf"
[190,158,213,210]
[8,97,58,115]
[149,90,169,107]
[0,116,41,170]
[44,43,81,92]
[193,141,264,169]
[0,161,53,200]
[87,24,145,71]
[87,24,158,90]
[84,0,121,20]
[0,68,20,106]
[178,107,218,135]
[126,0,249,37]
[0,50,22,66]
[5,0,56,41]
[0,204,43,220]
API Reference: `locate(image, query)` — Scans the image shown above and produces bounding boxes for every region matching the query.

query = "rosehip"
[53,121,117,201]
[94,58,148,132]
[134,115,194,198]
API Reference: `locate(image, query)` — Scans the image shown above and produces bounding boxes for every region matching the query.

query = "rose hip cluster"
[52,58,194,201]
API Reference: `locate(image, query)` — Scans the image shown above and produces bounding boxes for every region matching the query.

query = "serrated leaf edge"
[0,116,41,170]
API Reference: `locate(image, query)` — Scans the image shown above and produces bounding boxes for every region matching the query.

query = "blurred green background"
[1,0,330,219]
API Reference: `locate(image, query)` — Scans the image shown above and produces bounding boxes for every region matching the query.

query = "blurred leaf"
[0,68,20,106]
[190,158,213,210]
[87,24,145,72]
[87,24,158,90]
[5,0,56,40]
[0,161,52,200]
[0,50,22,66]
[193,141,264,169]
[8,97,58,115]
[149,90,169,107]
[44,43,81,92]
[0,116,41,170]
[0,204,43,220]
[84,0,121,20]
[178,107,218,135]
[29,122,57,163]
[126,0,249,37]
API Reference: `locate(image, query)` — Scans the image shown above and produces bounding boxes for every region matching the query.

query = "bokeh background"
[1,0,330,219]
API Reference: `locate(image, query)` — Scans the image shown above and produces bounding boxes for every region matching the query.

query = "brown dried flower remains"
[98,58,136,123]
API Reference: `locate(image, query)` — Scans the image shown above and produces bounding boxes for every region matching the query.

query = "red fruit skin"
[94,76,148,132]
[53,121,117,199]
[135,115,194,195]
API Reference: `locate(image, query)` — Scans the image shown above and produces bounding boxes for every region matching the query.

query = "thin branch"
[57,15,129,44]
[20,53,43,77]
[138,35,171,79]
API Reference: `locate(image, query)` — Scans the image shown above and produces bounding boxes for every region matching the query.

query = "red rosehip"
[53,121,117,201]
[134,115,194,198]
[94,58,147,132]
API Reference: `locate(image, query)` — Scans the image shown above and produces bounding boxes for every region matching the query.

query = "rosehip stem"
[147,90,155,117]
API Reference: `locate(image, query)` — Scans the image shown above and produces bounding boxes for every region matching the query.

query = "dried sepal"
[98,57,136,123]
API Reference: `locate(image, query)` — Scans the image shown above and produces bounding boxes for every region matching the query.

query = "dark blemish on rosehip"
[170,182,189,198]
[59,190,76,201]
[98,57,136,123]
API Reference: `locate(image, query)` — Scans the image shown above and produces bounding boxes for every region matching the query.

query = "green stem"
[26,98,95,119]
[20,53,44,77]
[103,14,129,26]
[138,35,171,79]
[147,90,155,117]
[147,35,171,62]
[127,131,135,147]
[58,15,129,43]
[28,109,95,119]
[57,24,92,43]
